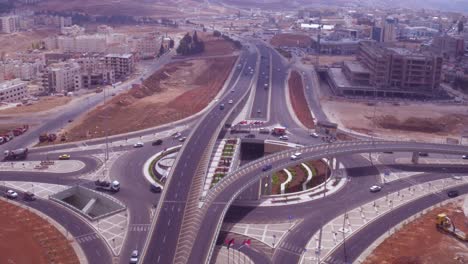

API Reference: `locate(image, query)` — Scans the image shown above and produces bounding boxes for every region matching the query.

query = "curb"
[142,145,182,188]
[32,54,243,152]
[0,196,88,264]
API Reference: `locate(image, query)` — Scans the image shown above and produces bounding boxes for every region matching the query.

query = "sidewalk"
[300,175,468,264]
[0,160,85,173]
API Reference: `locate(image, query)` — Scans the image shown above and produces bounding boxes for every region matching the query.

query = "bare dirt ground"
[0,199,79,264]
[289,71,315,129]
[321,99,468,142]
[110,25,186,37]
[0,96,72,115]
[33,0,230,18]
[302,55,356,66]
[0,28,56,55]
[364,198,468,264]
[270,33,312,48]
[64,55,237,141]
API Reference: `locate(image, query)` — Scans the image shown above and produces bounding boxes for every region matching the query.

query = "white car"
[452,176,462,180]
[173,133,182,139]
[290,152,302,160]
[310,132,319,138]
[228,99,233,104]
[369,185,382,192]
[133,142,144,148]
[129,250,139,264]
[279,135,289,140]
[178,137,187,142]
[6,190,18,199]
[463,155,468,159]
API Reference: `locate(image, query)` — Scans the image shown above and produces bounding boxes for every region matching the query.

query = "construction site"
[364,197,468,263]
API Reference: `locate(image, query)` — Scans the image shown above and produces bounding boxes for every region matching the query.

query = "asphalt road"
[249,45,271,120]
[0,52,174,153]
[141,46,258,264]
[1,187,112,264]
[326,183,468,264]
[185,140,468,263]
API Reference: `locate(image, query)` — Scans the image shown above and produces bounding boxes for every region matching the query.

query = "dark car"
[23,191,36,201]
[150,184,162,193]
[245,134,256,138]
[447,190,459,198]
[418,152,429,157]
[262,164,272,171]
[152,139,163,146]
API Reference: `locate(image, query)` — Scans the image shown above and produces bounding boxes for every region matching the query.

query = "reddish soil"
[288,71,315,129]
[271,170,288,195]
[174,33,239,58]
[285,165,308,193]
[306,160,329,189]
[270,33,312,48]
[63,56,237,142]
[271,161,329,194]
[364,201,468,264]
[0,199,79,264]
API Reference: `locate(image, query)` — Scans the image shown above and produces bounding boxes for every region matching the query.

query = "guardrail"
[174,47,259,264]
[201,140,468,263]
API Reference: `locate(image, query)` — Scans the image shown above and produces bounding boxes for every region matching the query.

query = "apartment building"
[135,34,161,59]
[0,60,43,81]
[57,35,108,53]
[41,62,81,94]
[0,15,20,33]
[76,55,115,88]
[430,35,465,59]
[0,79,28,103]
[104,54,134,79]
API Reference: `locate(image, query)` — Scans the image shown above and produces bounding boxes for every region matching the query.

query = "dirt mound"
[0,200,79,264]
[374,114,466,134]
[63,56,237,141]
[288,71,315,129]
[364,200,468,263]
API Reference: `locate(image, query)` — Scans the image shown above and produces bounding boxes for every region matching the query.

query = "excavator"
[436,213,468,241]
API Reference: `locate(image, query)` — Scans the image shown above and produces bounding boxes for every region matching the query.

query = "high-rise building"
[431,35,465,59]
[382,17,397,42]
[371,26,383,42]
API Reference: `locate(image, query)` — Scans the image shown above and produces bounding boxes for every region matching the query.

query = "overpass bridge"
[181,140,468,263]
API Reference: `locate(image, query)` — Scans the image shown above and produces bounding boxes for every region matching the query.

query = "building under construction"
[328,41,443,98]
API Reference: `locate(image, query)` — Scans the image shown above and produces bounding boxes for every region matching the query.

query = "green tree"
[213,30,221,37]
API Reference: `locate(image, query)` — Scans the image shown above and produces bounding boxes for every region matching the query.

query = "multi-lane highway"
[1,35,467,264]
[182,140,468,263]
[141,45,259,264]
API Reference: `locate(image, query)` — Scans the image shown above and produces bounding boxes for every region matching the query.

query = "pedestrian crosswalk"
[129,224,150,232]
[75,233,100,244]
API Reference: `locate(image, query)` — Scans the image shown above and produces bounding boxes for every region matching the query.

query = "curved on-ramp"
[183,140,468,263]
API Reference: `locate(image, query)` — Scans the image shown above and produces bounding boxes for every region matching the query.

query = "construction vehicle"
[95,180,120,192]
[436,213,468,241]
[39,133,57,143]
[4,148,28,160]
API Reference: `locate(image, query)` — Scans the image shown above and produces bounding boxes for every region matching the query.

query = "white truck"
[95,180,120,192]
